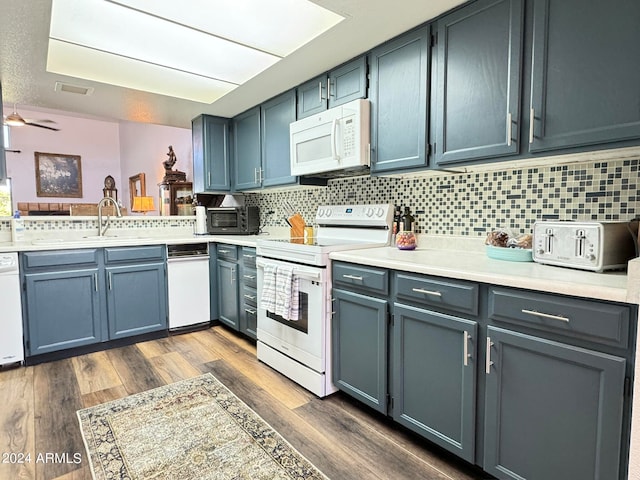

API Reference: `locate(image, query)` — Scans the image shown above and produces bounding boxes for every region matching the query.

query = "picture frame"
[35,152,83,198]
[128,173,146,210]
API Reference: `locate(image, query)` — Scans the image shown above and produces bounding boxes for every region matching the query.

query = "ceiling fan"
[3,105,60,131]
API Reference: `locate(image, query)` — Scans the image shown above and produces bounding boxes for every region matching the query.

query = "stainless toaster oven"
[206,206,259,235]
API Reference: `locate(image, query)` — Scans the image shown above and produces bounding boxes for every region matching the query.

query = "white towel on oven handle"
[275,265,300,321]
[259,263,278,313]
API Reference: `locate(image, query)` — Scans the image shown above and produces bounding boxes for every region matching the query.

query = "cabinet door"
[435,0,523,165]
[529,0,640,152]
[328,56,368,108]
[217,259,239,330]
[484,326,626,480]
[297,74,327,119]
[106,263,168,339]
[24,269,103,355]
[393,304,477,462]
[369,27,430,173]
[233,107,262,190]
[261,90,297,187]
[332,288,388,413]
[192,115,231,192]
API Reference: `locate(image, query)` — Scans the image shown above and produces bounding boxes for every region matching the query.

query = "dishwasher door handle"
[167,255,210,263]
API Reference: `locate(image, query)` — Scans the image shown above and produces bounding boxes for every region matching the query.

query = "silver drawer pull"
[244,294,256,300]
[243,275,256,280]
[243,254,255,258]
[245,308,257,315]
[342,274,363,281]
[412,288,442,297]
[521,309,570,323]
[218,249,230,254]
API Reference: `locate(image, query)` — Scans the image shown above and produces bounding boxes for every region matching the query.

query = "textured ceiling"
[0,0,465,128]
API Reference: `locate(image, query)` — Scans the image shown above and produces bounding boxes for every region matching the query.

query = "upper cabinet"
[260,90,297,188]
[369,27,430,174]
[528,0,640,152]
[297,56,368,119]
[434,0,523,165]
[233,107,262,191]
[192,115,231,193]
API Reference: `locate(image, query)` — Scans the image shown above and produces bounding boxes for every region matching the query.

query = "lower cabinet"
[332,288,389,413]
[484,326,626,480]
[331,261,635,480]
[217,259,239,329]
[392,303,477,462]
[24,266,103,355]
[22,246,168,357]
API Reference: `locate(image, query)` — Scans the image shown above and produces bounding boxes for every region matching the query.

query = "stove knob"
[325,208,332,217]
[375,207,385,217]
[317,208,325,217]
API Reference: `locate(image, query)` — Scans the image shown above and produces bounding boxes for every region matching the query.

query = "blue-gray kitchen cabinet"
[192,114,231,193]
[105,262,167,339]
[24,267,103,355]
[296,56,368,119]
[434,0,523,165]
[484,326,626,480]
[216,244,240,330]
[332,288,388,414]
[528,0,640,152]
[233,107,262,191]
[239,246,257,339]
[369,27,430,173]
[392,303,477,462]
[260,90,297,188]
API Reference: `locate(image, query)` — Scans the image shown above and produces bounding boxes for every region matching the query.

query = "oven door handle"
[256,258,322,281]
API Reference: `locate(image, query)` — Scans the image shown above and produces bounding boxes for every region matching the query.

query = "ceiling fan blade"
[25,121,60,131]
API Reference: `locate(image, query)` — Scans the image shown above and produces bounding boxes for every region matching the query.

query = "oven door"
[256,257,328,372]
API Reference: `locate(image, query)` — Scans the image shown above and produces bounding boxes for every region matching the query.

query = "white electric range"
[256,204,393,397]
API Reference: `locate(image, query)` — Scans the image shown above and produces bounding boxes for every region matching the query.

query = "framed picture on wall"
[35,152,83,198]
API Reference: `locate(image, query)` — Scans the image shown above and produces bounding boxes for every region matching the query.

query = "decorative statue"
[163,145,177,172]
[161,145,187,183]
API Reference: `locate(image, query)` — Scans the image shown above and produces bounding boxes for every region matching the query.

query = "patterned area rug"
[77,373,328,480]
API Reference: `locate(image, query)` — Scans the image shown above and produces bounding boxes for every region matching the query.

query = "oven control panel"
[316,204,393,226]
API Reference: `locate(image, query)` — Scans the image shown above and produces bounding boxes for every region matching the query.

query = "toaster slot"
[575,229,586,257]
[544,227,554,254]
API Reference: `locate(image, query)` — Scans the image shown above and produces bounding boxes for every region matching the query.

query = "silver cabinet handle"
[108,271,112,290]
[485,337,494,374]
[244,294,256,300]
[94,273,98,292]
[318,81,323,102]
[327,78,332,98]
[506,112,512,147]
[243,274,256,280]
[412,288,442,297]
[218,249,230,254]
[521,309,570,323]
[529,108,535,144]
[243,254,255,259]
[342,274,363,280]
[463,331,472,367]
[245,307,257,315]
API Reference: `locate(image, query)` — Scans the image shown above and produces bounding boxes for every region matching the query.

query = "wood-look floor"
[0,326,486,480]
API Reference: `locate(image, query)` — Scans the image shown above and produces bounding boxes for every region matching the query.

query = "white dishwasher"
[167,243,211,331]
[0,252,24,366]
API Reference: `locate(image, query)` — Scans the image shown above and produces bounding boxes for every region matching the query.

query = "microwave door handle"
[331,118,340,161]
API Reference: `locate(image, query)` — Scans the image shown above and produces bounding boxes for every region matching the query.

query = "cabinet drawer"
[241,247,257,267]
[242,285,258,307]
[395,273,479,316]
[23,249,99,269]
[488,288,631,348]
[104,245,165,264]
[242,266,257,288]
[216,244,238,261]
[333,262,388,295]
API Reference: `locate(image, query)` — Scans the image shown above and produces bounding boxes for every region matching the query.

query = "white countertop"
[330,246,633,304]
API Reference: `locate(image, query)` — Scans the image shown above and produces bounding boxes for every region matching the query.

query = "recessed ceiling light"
[47,0,344,104]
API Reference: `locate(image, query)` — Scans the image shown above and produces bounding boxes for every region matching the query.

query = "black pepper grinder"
[400,206,415,232]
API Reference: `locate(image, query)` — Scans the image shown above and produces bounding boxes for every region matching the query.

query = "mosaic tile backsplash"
[246,157,639,237]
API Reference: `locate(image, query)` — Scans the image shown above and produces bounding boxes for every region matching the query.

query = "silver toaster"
[532,221,636,272]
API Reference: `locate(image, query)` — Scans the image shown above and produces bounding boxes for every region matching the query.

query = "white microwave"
[290,99,370,177]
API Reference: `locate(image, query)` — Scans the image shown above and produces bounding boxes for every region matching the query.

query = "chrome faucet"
[97,196,122,236]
